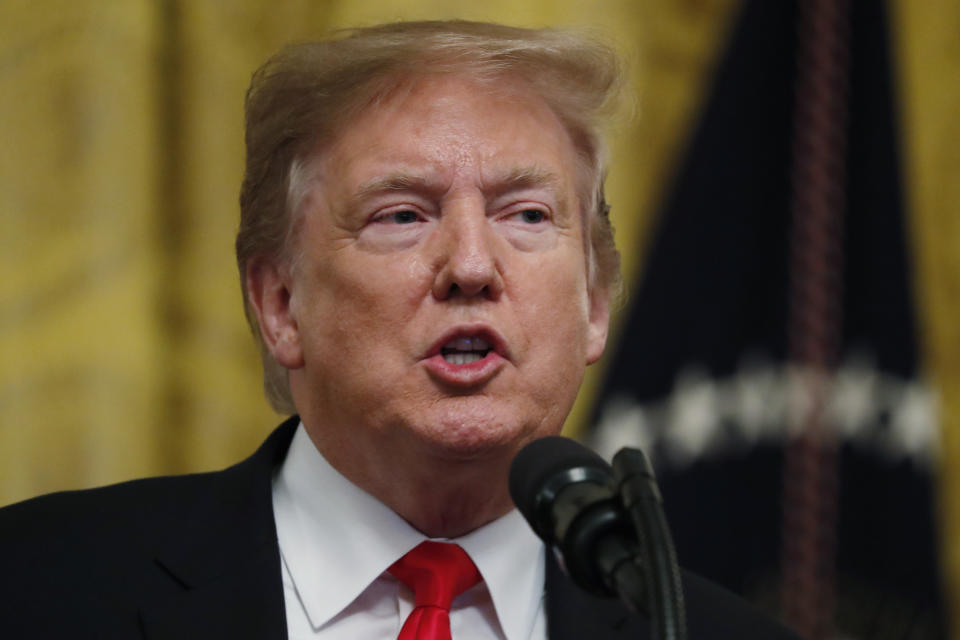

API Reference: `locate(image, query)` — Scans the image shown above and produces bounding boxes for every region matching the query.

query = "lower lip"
[422,352,506,386]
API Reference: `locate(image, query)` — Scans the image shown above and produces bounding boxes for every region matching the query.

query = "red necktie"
[388,541,482,640]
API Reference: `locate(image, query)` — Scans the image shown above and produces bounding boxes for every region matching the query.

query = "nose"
[431,203,504,301]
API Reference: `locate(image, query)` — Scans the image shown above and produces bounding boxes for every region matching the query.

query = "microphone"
[508,436,646,608]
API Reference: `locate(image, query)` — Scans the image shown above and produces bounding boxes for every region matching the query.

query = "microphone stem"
[614,449,687,640]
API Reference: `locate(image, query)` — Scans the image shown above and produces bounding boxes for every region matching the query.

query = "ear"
[245,256,304,369]
[585,284,611,365]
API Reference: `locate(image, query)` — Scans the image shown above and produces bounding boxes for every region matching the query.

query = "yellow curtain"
[891,0,960,627]
[1,1,168,498]
[1,0,957,626]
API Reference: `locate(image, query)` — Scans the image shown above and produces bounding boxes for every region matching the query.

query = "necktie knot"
[388,541,482,639]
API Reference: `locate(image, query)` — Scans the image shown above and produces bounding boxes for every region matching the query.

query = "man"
[1,21,797,639]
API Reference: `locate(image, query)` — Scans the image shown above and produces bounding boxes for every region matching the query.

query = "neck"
[384,459,516,538]
[303,423,518,538]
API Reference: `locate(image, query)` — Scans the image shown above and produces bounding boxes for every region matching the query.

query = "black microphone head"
[509,436,613,540]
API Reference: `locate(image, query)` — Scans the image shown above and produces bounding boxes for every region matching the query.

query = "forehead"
[314,73,582,199]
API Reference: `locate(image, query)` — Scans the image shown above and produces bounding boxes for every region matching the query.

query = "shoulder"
[545,552,799,640]
[682,571,799,639]
[0,417,298,556]
[0,418,297,635]
[0,470,219,553]
[0,472,220,636]
[0,468,237,624]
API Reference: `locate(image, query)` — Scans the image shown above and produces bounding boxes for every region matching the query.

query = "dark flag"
[589,0,945,637]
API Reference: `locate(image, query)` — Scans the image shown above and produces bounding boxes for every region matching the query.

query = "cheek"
[517,258,592,369]
[307,251,433,347]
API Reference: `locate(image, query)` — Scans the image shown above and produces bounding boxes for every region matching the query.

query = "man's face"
[280,74,610,467]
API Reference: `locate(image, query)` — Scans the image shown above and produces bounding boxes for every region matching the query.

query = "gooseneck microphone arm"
[509,436,687,640]
[613,448,687,640]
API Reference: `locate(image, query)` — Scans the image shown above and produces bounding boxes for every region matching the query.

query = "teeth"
[445,336,491,352]
[443,352,484,365]
[439,335,494,365]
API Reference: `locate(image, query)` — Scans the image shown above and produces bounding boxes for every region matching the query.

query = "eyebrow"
[354,167,563,201]
[354,173,443,200]
[484,166,563,200]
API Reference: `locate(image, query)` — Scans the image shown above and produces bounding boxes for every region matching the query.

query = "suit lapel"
[139,550,286,639]
[139,418,299,640]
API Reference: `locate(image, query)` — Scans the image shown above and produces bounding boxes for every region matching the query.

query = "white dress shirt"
[272,423,548,640]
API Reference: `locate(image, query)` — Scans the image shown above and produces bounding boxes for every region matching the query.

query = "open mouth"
[424,327,506,385]
[440,336,493,365]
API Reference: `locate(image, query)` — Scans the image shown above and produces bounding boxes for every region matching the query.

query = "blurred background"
[1,0,956,637]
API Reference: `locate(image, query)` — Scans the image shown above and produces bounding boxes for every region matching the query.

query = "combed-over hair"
[237,20,623,414]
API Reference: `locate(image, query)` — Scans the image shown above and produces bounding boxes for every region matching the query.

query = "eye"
[519,209,545,224]
[500,206,551,232]
[374,209,422,224]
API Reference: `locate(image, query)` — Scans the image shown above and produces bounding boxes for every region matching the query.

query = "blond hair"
[237,20,623,413]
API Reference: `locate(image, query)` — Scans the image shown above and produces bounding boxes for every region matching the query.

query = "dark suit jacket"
[0,416,797,639]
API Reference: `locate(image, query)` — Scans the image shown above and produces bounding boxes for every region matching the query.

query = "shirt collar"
[456,507,545,640]
[272,422,544,640]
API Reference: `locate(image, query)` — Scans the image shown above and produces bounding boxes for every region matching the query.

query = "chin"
[412,401,546,461]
